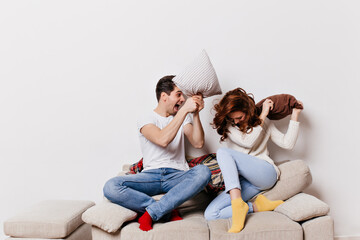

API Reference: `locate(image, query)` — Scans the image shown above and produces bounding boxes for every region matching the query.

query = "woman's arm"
[259,99,273,126]
[270,101,303,149]
[269,120,300,149]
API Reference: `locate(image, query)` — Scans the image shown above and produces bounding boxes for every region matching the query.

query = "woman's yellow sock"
[253,194,284,212]
[228,198,249,233]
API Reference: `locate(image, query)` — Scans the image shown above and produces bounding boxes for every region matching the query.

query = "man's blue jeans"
[103,165,211,221]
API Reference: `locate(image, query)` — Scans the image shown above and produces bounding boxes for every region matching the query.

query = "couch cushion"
[92,211,209,240]
[177,191,212,214]
[263,159,312,201]
[208,211,303,240]
[302,215,334,240]
[275,193,330,221]
[82,200,137,233]
[7,223,92,240]
[4,200,95,238]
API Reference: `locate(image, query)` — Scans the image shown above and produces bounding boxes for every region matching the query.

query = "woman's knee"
[260,180,277,191]
[216,147,229,157]
[216,148,232,162]
[204,207,219,221]
[255,167,278,190]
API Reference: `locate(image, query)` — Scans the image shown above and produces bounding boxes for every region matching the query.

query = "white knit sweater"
[225,119,300,178]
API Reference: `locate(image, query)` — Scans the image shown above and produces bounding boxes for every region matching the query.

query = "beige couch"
[4,200,94,240]
[83,160,334,240]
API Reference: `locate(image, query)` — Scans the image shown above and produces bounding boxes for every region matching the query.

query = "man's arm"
[140,98,199,148]
[184,95,205,149]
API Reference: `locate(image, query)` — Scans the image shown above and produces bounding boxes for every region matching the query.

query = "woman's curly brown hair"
[212,88,262,141]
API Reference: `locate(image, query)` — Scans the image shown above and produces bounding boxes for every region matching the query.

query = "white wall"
[1,0,359,238]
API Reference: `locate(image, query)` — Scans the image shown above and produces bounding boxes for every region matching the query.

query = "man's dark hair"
[156,75,176,102]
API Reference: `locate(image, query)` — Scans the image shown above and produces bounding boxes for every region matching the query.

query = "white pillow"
[173,50,222,98]
[82,201,137,233]
[274,193,330,221]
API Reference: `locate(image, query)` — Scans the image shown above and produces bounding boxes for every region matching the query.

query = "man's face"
[165,86,185,115]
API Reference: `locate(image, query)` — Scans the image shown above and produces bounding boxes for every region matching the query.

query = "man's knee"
[103,177,124,200]
[192,164,211,182]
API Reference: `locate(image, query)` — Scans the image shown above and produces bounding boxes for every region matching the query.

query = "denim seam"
[120,180,162,185]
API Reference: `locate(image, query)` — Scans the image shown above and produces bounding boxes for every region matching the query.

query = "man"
[103,75,211,231]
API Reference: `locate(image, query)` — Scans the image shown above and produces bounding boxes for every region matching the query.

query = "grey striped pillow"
[173,50,222,98]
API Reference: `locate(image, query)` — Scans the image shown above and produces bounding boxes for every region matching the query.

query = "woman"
[204,88,303,233]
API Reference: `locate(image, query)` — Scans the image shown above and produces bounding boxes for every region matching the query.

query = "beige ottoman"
[4,200,95,240]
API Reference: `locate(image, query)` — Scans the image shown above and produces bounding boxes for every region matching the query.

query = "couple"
[103,75,303,233]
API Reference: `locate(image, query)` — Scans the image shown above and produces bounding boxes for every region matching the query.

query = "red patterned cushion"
[127,158,143,174]
[187,154,224,193]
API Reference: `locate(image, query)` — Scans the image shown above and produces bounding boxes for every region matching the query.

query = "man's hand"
[192,93,204,113]
[181,96,200,113]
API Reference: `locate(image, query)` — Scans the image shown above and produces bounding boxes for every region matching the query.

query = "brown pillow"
[256,94,303,120]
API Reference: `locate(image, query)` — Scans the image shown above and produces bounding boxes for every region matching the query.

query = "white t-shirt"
[137,111,193,171]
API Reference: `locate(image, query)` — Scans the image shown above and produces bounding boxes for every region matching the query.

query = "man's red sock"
[170,209,183,221]
[138,211,153,231]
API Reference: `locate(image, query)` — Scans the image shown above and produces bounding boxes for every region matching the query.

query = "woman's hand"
[291,100,303,122]
[259,99,273,121]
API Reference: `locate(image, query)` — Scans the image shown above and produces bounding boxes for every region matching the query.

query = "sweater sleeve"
[269,120,300,149]
[227,125,264,148]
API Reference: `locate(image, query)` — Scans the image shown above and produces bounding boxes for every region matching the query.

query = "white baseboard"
[335,237,360,240]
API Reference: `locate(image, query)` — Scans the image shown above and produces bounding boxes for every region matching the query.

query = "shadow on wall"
[268,113,323,199]
[268,113,311,162]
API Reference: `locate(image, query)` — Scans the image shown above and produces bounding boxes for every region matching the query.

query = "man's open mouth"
[174,104,180,112]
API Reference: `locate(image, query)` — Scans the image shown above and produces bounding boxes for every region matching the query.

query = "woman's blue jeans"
[103,165,211,221]
[204,148,277,221]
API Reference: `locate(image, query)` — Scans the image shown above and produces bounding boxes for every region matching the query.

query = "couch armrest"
[122,164,131,172]
[116,171,127,177]
[275,193,330,222]
[302,215,334,240]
